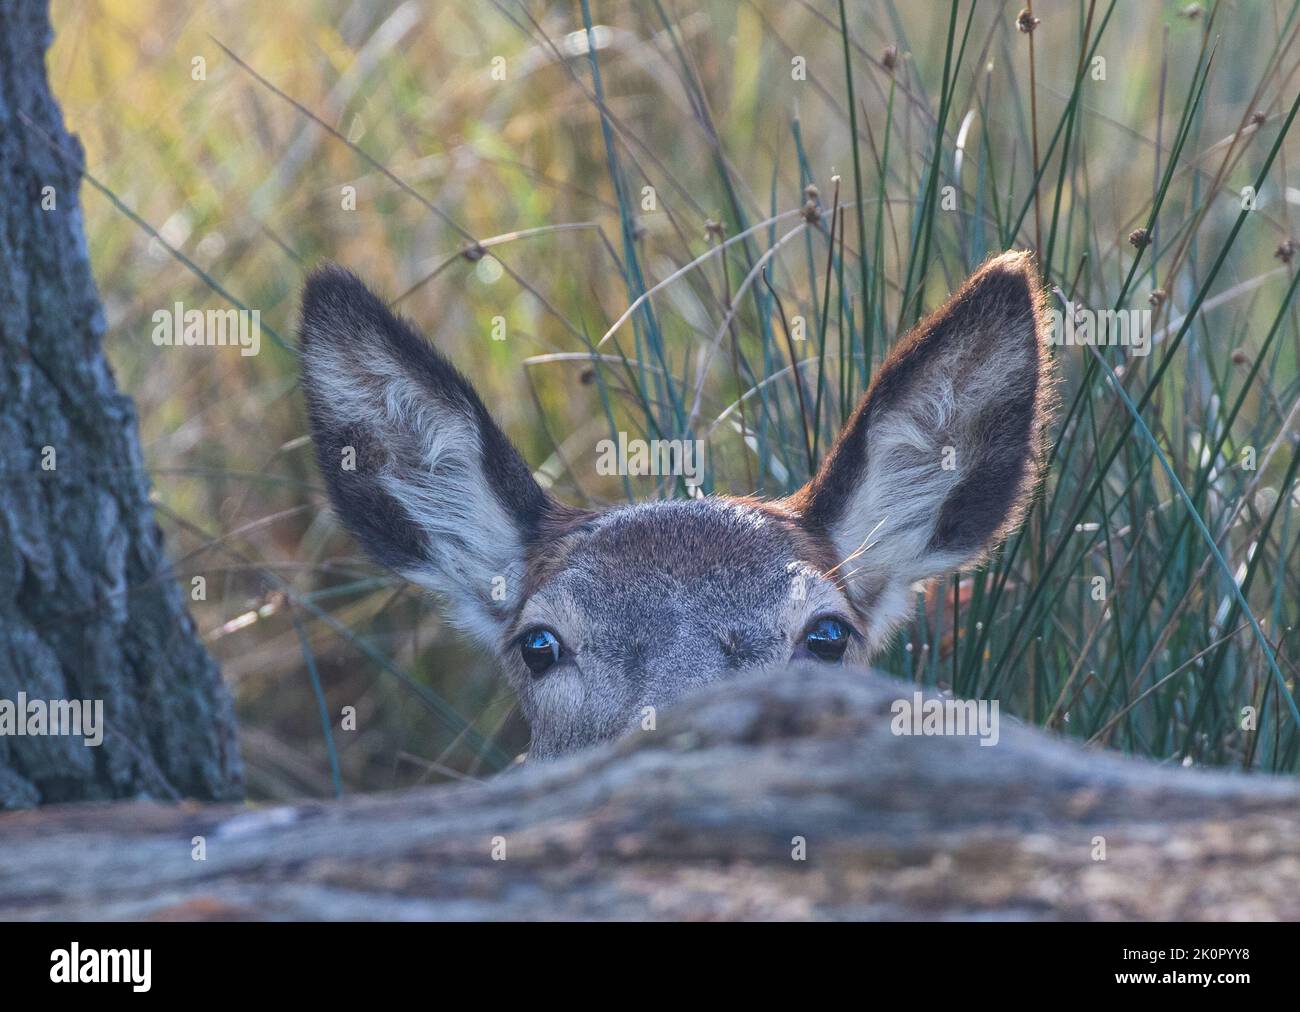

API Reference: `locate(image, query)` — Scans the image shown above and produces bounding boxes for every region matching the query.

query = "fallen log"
[1,664,1297,920]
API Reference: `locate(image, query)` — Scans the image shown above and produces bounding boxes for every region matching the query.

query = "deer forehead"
[514,497,851,643]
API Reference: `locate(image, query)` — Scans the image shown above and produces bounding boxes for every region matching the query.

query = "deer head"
[299,251,1053,759]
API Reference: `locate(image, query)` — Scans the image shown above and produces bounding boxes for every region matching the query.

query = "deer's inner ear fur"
[298,265,582,647]
[788,251,1053,645]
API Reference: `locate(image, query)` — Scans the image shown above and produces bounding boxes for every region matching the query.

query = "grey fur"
[299,253,1053,759]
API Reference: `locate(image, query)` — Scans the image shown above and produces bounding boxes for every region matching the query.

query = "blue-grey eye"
[520,627,562,674]
[804,616,851,662]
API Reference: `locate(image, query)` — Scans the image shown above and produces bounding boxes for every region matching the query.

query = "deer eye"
[803,616,851,662]
[519,627,563,675]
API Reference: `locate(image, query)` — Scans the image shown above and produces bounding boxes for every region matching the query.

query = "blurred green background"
[47,0,1300,797]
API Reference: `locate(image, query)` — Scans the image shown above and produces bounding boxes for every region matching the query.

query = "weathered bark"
[0,0,241,807]
[1,665,1296,920]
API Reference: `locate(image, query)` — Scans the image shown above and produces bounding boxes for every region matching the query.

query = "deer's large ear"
[789,251,1053,647]
[299,265,574,647]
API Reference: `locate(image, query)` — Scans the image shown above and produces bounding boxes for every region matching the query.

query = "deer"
[298,250,1054,760]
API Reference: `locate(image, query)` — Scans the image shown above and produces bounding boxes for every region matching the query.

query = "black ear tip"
[299,263,385,348]
[970,249,1039,296]
[303,261,364,300]
[963,249,1050,347]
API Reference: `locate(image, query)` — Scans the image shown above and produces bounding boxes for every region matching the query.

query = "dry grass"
[49,0,1300,797]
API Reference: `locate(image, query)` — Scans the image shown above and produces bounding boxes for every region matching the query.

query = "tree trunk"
[0,0,242,807]
[1,666,1295,920]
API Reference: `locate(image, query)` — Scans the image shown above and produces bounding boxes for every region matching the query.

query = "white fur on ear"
[791,251,1053,652]
[299,265,549,648]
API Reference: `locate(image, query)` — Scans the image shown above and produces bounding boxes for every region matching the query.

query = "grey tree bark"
[1,666,1296,920]
[0,0,242,807]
